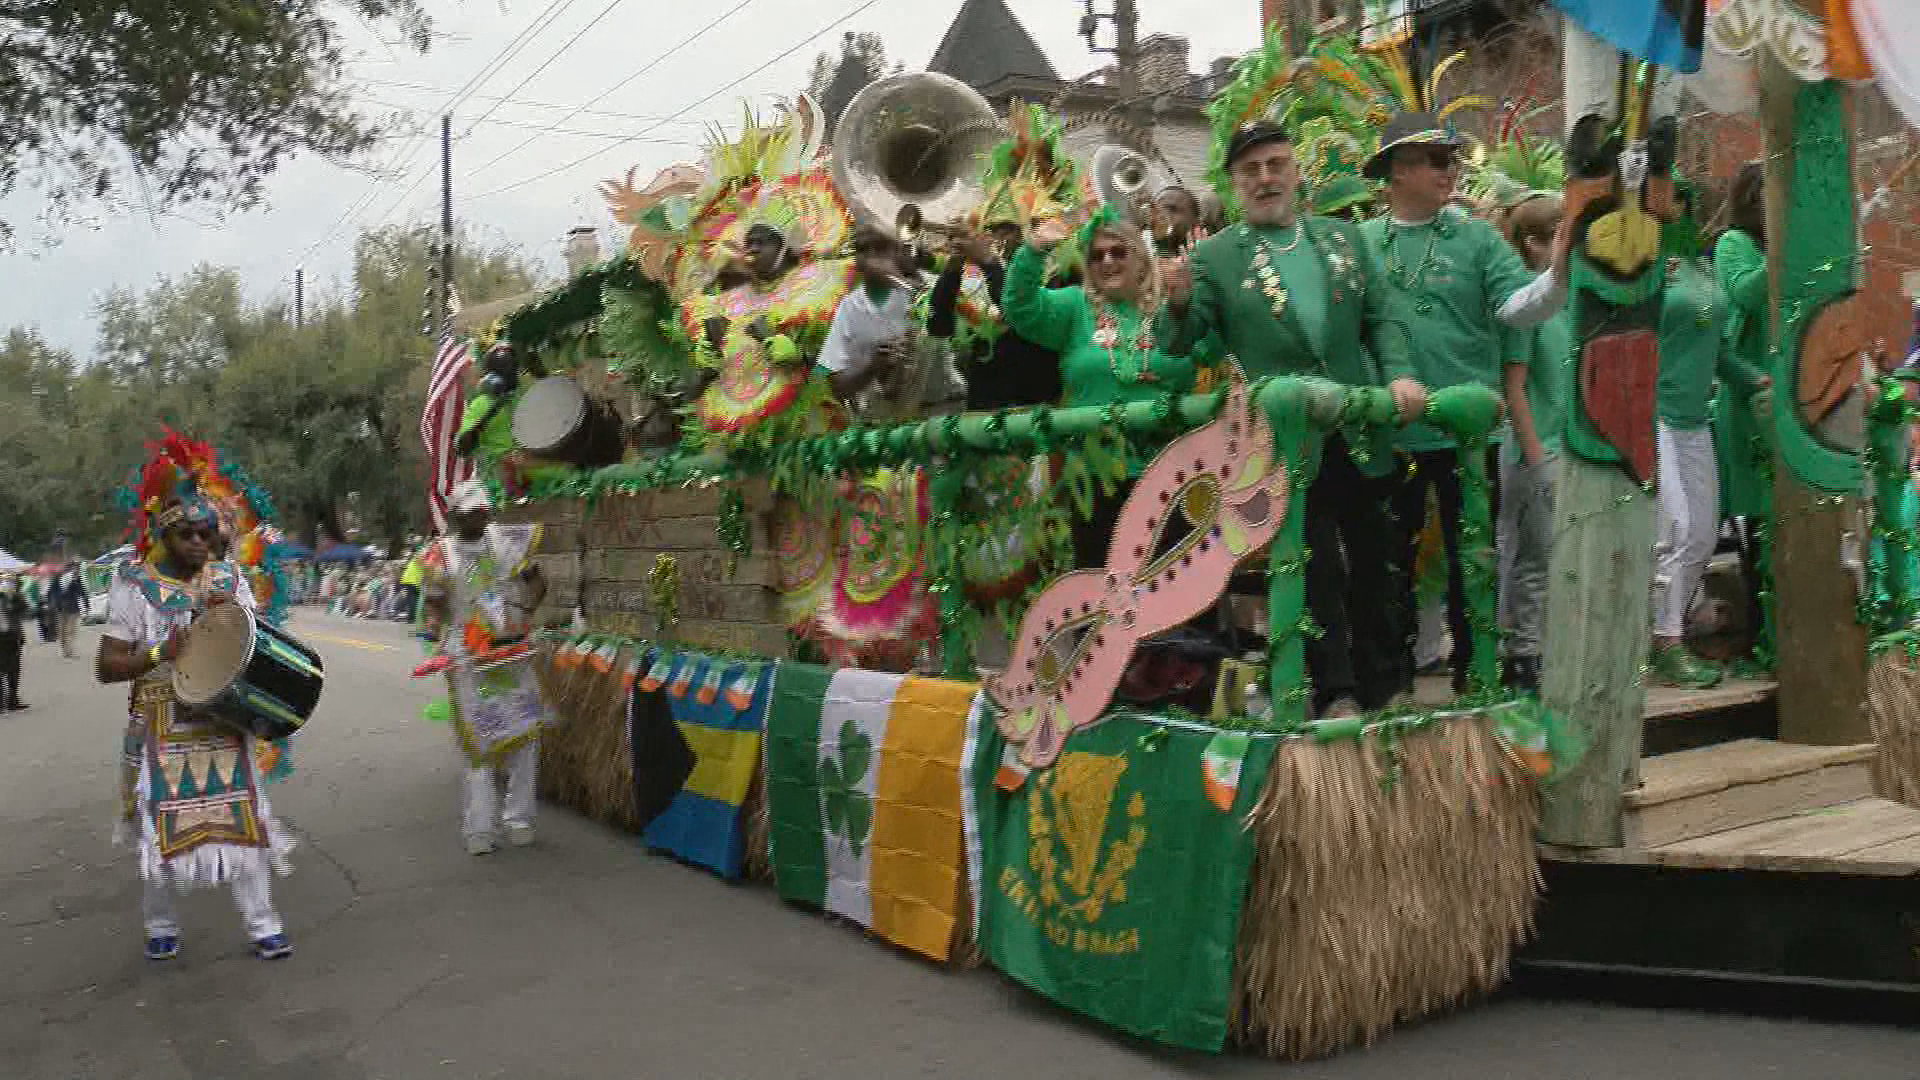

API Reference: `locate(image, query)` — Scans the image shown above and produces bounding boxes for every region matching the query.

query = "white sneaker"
[465,833,497,856]
[505,822,535,848]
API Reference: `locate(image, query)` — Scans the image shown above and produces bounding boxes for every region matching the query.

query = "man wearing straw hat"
[1358,109,1572,695]
[419,479,549,855]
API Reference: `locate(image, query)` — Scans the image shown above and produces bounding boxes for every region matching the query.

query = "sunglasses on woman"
[1088,244,1132,266]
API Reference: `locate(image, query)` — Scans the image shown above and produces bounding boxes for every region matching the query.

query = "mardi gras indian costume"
[106,435,293,961]
[419,481,549,854]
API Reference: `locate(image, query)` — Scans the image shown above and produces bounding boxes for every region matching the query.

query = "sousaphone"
[830,71,1002,240]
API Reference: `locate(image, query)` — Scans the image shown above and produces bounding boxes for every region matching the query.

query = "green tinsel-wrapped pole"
[1866,375,1920,636]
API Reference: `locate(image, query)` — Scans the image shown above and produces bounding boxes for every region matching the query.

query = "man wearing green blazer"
[1159,122,1427,718]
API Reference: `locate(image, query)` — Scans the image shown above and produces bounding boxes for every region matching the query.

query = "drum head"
[511,377,588,453]
[172,604,256,706]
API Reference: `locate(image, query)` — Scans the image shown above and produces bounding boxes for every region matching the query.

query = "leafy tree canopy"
[0,1,431,247]
[0,226,538,558]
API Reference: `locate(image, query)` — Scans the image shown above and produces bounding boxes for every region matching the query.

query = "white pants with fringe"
[463,743,538,841]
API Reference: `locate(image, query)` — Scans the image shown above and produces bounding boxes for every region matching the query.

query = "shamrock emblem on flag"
[819,719,873,857]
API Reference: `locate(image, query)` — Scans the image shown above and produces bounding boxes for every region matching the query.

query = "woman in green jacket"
[1655,181,1769,688]
[1003,203,1202,567]
[1711,162,1774,665]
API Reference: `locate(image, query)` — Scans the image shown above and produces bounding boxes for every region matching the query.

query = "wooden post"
[1758,49,1870,745]
[1538,464,1655,846]
[1536,28,1662,848]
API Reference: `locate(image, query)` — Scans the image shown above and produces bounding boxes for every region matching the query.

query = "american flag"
[420,332,473,534]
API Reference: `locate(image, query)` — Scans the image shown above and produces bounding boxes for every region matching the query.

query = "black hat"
[1362,111,1466,180]
[1224,122,1292,171]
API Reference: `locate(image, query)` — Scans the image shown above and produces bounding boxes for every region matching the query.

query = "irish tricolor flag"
[766,664,981,962]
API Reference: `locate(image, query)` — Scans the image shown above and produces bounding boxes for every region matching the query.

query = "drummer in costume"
[1159,31,1425,718]
[96,434,294,962]
[418,480,550,855]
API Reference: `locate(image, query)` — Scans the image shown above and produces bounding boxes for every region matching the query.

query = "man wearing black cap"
[1159,121,1425,719]
[1358,111,1571,694]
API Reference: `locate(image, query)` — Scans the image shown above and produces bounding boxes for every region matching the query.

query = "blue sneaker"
[252,933,293,960]
[145,935,179,961]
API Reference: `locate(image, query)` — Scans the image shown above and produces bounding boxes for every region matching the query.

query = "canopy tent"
[0,549,28,573]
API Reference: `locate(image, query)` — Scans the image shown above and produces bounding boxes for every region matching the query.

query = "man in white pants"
[419,481,549,855]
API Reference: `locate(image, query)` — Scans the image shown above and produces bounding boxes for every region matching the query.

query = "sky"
[0,0,1264,362]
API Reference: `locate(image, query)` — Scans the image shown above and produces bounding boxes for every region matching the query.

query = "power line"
[463,0,761,180]
[459,0,632,138]
[472,0,884,202]
[289,0,585,266]
[356,77,706,125]
[365,100,702,146]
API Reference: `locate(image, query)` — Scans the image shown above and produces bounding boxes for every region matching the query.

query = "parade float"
[442,0,1920,1053]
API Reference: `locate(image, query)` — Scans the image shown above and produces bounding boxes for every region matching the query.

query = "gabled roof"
[927,0,1058,89]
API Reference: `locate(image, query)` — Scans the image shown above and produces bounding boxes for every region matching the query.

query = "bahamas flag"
[766,664,980,962]
[1552,0,1706,72]
[640,653,771,880]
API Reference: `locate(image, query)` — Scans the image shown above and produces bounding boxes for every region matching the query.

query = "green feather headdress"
[1204,27,1488,220]
[1462,93,1565,209]
[976,102,1083,229]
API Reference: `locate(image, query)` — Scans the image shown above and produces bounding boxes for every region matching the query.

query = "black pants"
[1389,446,1499,693]
[0,632,21,707]
[1070,480,1135,571]
[1303,437,1407,712]
[398,583,421,621]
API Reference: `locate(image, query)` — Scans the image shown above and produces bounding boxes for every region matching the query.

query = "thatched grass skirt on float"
[1231,718,1540,1060]
[1867,647,1920,806]
[121,676,294,889]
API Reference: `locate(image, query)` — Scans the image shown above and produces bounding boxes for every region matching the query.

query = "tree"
[0,1,432,247]
[805,31,897,132]
[0,225,538,557]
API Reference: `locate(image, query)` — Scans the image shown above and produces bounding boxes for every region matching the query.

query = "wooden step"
[1647,797,1920,874]
[1642,677,1775,721]
[1623,738,1876,848]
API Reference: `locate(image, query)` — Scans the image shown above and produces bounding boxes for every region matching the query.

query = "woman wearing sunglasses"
[1003,202,1207,568]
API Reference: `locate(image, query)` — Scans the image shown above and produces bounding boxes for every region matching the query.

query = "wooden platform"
[1412,674,1776,722]
[1542,739,1920,876]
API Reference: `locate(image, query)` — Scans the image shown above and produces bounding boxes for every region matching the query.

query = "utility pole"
[437,113,455,337]
[1113,0,1142,126]
[293,266,304,327]
[1080,1,1149,134]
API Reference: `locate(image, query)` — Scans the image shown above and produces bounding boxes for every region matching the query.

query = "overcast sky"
[0,0,1263,362]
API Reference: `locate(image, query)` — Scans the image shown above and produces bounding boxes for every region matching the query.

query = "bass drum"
[511,376,627,468]
[173,604,325,741]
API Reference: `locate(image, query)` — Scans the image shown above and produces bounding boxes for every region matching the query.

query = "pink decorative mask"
[985,378,1289,767]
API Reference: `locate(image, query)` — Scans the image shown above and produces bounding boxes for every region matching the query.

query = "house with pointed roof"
[924,0,1231,206]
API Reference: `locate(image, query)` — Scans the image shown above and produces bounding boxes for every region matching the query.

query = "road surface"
[1,611,1913,1078]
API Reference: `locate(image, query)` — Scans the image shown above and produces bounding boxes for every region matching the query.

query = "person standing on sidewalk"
[48,560,87,659]
[0,574,28,710]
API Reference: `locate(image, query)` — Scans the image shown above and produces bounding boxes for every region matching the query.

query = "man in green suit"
[1159,122,1426,717]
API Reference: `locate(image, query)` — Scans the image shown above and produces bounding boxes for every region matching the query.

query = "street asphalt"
[1,610,1914,1079]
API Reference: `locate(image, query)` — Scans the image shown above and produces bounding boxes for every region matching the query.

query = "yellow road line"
[301,632,396,652]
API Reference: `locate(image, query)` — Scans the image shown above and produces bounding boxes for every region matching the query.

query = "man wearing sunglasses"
[97,495,293,962]
[1158,121,1423,720]
[1358,111,1572,696]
